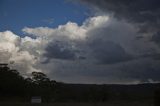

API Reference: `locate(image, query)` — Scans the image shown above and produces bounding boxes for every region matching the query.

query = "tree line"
[1,64,160,105]
[0,64,108,103]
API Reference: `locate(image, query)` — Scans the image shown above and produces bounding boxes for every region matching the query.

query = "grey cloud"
[88,40,132,64]
[79,0,160,42]
[118,59,160,82]
[138,53,160,60]
[43,41,77,61]
[77,0,160,65]
[83,17,137,64]
[47,57,160,84]
[151,32,160,44]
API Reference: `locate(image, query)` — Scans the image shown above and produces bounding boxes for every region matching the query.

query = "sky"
[0,0,160,84]
[0,0,89,35]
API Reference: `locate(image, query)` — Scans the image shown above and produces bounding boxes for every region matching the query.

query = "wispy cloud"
[42,18,54,24]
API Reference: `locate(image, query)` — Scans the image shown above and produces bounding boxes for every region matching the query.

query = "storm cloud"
[44,41,76,61]
[79,0,160,44]
[89,40,132,64]
[1,3,160,84]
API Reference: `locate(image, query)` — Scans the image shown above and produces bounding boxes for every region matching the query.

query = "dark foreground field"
[0,101,154,106]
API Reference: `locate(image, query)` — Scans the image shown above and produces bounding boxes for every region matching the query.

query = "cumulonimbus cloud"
[79,0,160,44]
[1,14,160,84]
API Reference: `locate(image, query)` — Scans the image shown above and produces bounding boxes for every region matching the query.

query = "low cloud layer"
[1,13,160,84]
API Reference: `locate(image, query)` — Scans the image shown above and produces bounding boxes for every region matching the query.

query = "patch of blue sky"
[0,0,90,36]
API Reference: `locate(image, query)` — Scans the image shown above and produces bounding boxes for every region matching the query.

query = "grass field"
[0,101,154,106]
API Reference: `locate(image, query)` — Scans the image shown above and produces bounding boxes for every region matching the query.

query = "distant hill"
[56,83,160,102]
